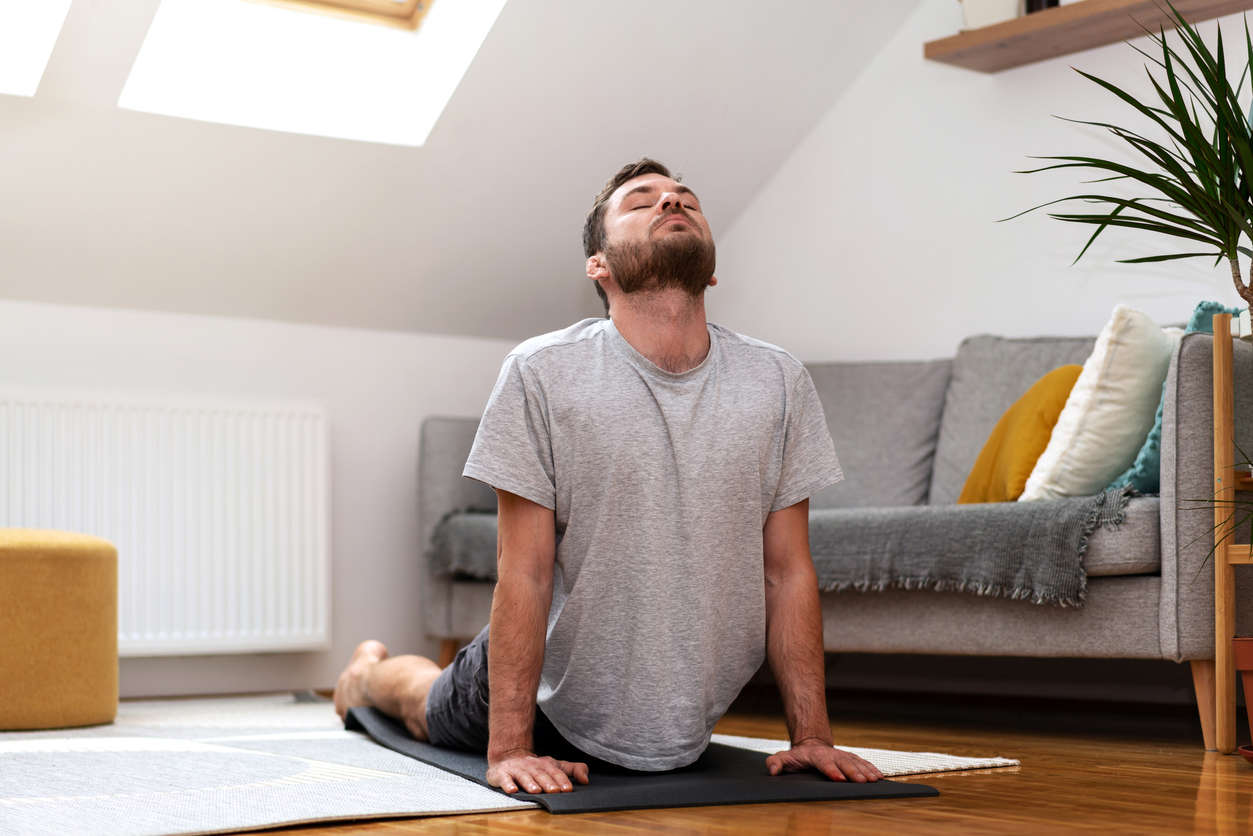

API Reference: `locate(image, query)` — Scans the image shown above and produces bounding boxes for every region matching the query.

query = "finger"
[494,772,519,794]
[818,759,852,782]
[764,754,783,776]
[837,753,876,782]
[531,770,559,793]
[855,757,884,781]
[813,751,858,782]
[538,764,571,792]
[528,767,559,794]
[526,761,560,793]
[833,755,866,783]
[839,759,869,783]
[835,749,881,780]
[572,761,590,784]
[556,761,587,788]
[513,768,544,794]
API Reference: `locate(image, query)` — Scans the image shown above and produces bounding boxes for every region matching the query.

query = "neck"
[610,288,709,374]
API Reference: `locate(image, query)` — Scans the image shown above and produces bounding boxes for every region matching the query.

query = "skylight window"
[272,0,434,30]
[0,0,74,97]
[118,0,507,147]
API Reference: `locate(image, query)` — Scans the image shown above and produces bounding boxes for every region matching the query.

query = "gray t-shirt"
[463,317,842,770]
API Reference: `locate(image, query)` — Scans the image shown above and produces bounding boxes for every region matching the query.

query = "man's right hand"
[486,749,590,794]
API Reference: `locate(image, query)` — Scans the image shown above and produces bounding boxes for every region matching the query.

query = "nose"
[660,192,684,211]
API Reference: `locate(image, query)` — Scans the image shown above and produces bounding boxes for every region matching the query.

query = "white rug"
[0,694,1017,835]
[710,734,1019,777]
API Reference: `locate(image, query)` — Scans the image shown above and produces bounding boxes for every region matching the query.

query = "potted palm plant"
[1001,0,1253,309]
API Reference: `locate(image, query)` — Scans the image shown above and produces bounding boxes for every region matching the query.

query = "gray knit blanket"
[808,486,1134,607]
[428,486,1134,607]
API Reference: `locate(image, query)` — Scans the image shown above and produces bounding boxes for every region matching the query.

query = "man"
[333,158,883,794]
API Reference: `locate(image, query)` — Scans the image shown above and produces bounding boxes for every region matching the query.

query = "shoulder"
[710,323,808,387]
[505,318,611,369]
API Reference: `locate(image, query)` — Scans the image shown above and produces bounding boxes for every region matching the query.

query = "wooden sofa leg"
[438,638,462,668]
[1191,659,1217,751]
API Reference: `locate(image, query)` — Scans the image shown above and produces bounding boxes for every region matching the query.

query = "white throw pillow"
[1020,305,1175,501]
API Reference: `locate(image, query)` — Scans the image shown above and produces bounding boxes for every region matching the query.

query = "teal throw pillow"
[1108,300,1243,493]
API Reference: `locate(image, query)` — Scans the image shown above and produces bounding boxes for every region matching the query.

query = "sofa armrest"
[1160,333,1253,660]
[418,416,497,639]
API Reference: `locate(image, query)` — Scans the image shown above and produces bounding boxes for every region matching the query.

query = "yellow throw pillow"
[958,364,1084,504]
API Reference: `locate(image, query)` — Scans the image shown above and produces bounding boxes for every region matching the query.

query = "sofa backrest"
[806,359,952,509]
[927,335,1096,505]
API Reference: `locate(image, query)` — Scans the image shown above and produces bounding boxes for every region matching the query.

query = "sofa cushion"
[1110,301,1239,494]
[807,495,1158,582]
[929,335,1095,505]
[958,364,1082,504]
[806,359,951,509]
[1021,306,1175,501]
[1082,496,1160,576]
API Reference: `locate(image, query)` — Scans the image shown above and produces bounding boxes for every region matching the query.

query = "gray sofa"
[418,330,1253,738]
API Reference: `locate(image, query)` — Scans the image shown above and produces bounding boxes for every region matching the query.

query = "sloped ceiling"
[0,0,920,341]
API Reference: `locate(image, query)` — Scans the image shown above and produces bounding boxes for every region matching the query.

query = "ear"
[708,274,718,287]
[586,254,609,282]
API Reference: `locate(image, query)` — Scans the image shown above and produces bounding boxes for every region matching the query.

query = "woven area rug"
[0,693,1018,835]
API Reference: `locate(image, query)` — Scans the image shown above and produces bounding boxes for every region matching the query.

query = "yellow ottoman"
[0,529,118,729]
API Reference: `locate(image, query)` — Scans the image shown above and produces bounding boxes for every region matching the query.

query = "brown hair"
[583,158,675,316]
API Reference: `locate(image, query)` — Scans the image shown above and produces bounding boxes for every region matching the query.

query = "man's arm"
[762,499,883,783]
[485,489,589,794]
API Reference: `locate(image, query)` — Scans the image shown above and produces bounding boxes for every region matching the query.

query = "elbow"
[763,556,816,591]
[495,555,553,591]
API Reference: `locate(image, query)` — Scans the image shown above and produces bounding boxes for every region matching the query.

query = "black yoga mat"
[345,707,938,814]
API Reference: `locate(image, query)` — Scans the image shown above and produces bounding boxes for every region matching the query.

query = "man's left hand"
[765,739,884,783]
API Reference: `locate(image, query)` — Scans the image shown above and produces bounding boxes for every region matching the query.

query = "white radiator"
[0,389,331,656]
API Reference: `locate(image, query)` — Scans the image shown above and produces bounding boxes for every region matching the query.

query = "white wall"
[709,0,1249,362]
[0,299,513,697]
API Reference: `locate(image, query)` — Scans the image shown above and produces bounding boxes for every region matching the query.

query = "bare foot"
[333,639,388,721]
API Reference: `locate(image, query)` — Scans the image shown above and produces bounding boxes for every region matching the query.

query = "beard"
[603,226,716,299]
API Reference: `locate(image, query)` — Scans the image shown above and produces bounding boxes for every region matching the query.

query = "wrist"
[791,734,833,748]
[486,741,531,762]
[487,744,533,763]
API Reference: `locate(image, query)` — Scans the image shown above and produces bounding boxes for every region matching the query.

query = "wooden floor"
[281,694,1253,835]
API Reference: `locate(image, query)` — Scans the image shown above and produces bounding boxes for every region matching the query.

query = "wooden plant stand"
[1211,312,1253,753]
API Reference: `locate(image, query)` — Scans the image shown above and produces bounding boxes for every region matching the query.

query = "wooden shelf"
[1223,543,1253,565]
[925,0,1253,73]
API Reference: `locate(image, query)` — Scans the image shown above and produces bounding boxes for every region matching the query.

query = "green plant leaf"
[1014,153,1215,224]
[1071,66,1195,152]
[1116,252,1220,263]
[1126,39,1218,118]
[1045,212,1224,248]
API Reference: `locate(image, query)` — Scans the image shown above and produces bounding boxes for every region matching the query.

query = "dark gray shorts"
[424,624,626,770]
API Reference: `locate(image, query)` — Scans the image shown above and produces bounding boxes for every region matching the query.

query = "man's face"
[598,173,716,298]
